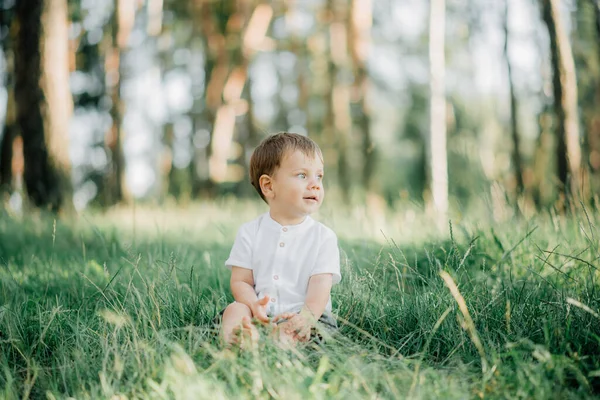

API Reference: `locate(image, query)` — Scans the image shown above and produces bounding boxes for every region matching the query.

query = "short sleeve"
[224,224,253,270]
[311,232,341,284]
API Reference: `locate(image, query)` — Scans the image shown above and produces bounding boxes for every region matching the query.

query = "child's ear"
[259,174,274,199]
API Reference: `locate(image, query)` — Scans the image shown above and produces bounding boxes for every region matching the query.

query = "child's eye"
[317,174,323,180]
[297,173,306,179]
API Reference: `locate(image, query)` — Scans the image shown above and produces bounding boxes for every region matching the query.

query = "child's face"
[266,149,324,223]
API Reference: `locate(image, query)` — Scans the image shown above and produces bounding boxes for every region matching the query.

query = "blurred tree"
[14,0,73,212]
[591,0,600,57]
[100,0,135,206]
[0,91,14,195]
[272,3,291,133]
[67,1,116,210]
[541,0,581,206]
[532,109,556,207]
[193,0,236,196]
[305,9,329,156]
[428,0,448,219]
[0,85,17,199]
[207,0,264,192]
[187,0,218,197]
[147,0,163,37]
[400,85,428,203]
[287,3,310,136]
[326,0,352,202]
[587,0,600,202]
[236,1,271,195]
[158,0,199,199]
[205,2,233,186]
[348,0,375,194]
[503,0,524,203]
[571,0,599,206]
[0,13,16,197]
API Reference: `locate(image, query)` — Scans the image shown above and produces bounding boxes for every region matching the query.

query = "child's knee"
[222,302,251,320]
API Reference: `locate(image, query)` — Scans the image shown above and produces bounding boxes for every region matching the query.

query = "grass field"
[1,201,599,399]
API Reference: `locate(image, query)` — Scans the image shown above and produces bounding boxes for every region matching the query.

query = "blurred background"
[0,0,599,219]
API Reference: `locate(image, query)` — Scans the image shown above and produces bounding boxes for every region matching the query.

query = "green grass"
[1,202,599,399]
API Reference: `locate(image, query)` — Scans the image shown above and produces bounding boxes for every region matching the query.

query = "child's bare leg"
[221,302,259,348]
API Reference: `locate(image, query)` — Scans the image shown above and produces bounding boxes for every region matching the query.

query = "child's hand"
[271,312,297,325]
[250,296,270,324]
[273,312,314,342]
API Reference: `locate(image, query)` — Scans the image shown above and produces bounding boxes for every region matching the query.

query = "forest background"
[2,0,600,217]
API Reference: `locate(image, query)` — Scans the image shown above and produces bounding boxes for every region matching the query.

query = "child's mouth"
[303,196,318,202]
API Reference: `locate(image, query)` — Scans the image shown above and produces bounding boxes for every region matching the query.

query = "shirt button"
[273,275,279,280]
[279,242,285,247]
[282,227,288,232]
[271,298,276,303]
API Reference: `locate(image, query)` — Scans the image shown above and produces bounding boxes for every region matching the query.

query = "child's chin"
[302,199,320,206]
[305,205,320,213]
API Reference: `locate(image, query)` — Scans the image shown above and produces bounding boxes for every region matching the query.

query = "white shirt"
[225,212,341,316]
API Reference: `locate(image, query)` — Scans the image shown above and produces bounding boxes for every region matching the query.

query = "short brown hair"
[249,132,323,202]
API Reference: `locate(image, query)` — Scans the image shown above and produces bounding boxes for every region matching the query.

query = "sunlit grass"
[0,202,599,399]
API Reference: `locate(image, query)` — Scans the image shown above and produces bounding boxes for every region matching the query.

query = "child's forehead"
[281,149,323,168]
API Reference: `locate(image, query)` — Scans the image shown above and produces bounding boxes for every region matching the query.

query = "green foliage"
[0,206,599,398]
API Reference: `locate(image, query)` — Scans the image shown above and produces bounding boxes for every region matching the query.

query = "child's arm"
[230,266,270,323]
[303,273,333,319]
[274,273,333,342]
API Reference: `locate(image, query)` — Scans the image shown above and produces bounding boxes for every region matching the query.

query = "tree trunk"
[428,0,448,219]
[594,0,600,44]
[589,0,600,204]
[189,0,214,197]
[503,0,524,201]
[327,0,352,202]
[205,17,233,185]
[239,1,260,195]
[146,0,163,37]
[0,89,16,195]
[0,23,16,196]
[102,0,133,206]
[542,0,581,203]
[235,1,271,196]
[531,110,555,207]
[289,22,310,137]
[0,126,14,196]
[15,0,72,213]
[191,0,232,196]
[348,0,375,193]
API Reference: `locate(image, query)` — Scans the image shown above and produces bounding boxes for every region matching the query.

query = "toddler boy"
[220,132,341,347]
